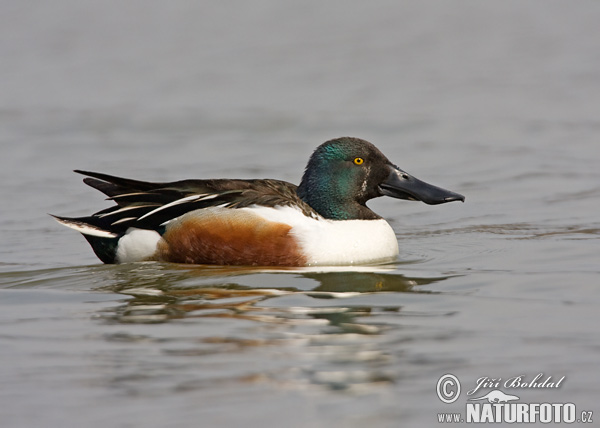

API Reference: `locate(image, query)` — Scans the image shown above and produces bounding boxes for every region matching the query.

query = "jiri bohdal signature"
[467,373,565,396]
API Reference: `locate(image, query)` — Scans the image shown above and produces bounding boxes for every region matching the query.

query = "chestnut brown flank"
[157,209,307,266]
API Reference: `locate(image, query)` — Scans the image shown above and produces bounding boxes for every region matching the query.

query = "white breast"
[246,206,399,266]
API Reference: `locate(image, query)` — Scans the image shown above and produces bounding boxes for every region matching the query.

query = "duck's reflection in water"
[101,263,451,325]
[98,263,457,392]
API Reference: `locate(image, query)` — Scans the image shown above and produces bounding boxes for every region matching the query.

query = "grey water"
[1,1,599,427]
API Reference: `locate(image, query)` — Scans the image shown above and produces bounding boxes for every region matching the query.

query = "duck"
[53,137,464,266]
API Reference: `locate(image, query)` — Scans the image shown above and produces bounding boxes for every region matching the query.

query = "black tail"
[82,234,119,264]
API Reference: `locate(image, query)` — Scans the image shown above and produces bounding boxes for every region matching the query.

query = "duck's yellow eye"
[353,157,364,165]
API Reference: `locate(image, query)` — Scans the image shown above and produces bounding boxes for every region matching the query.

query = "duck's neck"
[297,178,380,221]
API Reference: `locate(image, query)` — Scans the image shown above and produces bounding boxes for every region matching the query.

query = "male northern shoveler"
[53,137,464,266]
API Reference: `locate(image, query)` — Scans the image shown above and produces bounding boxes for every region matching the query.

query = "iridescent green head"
[297,137,464,220]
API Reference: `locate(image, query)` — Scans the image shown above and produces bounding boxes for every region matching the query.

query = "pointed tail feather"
[51,214,118,238]
[51,214,120,263]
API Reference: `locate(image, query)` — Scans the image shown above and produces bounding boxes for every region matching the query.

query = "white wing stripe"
[97,205,153,218]
[137,194,216,221]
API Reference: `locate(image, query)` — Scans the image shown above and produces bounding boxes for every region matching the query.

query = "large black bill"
[379,166,465,205]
